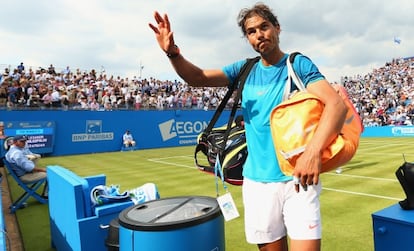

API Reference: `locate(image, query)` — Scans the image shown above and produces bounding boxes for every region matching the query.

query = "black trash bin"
[118,196,225,251]
[105,218,120,251]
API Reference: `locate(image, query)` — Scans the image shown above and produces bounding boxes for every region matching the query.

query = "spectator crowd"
[1,56,413,128]
[0,63,229,112]
[342,57,414,127]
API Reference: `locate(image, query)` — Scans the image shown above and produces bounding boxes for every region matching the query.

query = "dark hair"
[237,3,279,36]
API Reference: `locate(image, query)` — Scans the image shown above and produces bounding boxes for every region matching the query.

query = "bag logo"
[344,114,355,124]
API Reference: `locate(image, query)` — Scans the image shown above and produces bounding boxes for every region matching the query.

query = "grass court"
[5,137,411,250]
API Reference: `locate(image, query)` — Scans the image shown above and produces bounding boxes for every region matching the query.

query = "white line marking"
[322,187,402,201]
[148,155,403,201]
[148,155,192,161]
[324,172,398,182]
[147,156,196,169]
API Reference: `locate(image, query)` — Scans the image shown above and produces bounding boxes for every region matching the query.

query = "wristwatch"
[166,45,180,58]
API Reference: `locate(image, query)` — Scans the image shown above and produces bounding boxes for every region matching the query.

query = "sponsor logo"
[391,127,414,136]
[158,119,177,141]
[72,120,114,142]
[158,119,208,144]
[344,114,354,124]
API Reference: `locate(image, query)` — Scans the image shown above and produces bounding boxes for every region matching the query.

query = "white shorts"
[242,178,322,244]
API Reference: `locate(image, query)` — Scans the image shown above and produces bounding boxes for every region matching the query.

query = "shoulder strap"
[222,56,260,143]
[283,52,306,100]
[204,56,260,134]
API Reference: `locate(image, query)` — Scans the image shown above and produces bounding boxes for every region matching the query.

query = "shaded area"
[1,167,24,251]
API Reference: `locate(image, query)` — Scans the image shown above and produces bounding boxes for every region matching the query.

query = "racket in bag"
[195,116,247,185]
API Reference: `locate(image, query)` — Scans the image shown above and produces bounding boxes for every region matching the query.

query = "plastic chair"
[121,145,136,151]
[2,158,48,213]
[120,139,136,151]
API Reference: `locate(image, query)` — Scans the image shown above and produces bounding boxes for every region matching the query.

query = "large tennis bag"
[194,120,246,186]
[270,53,363,175]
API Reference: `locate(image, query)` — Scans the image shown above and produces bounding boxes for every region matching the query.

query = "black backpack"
[194,57,259,185]
[396,155,414,210]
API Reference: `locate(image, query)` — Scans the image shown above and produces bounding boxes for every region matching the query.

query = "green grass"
[6,137,410,251]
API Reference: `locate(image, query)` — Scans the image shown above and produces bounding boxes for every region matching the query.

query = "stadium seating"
[47,165,134,251]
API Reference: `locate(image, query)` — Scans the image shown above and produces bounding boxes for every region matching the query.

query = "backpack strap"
[220,56,260,149]
[203,56,260,136]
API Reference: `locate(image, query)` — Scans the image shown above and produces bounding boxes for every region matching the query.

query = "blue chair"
[47,165,134,251]
[2,158,48,213]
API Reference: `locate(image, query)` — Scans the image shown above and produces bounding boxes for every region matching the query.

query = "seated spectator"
[42,89,53,108]
[5,136,47,187]
[27,89,41,107]
[123,130,136,148]
[89,99,100,111]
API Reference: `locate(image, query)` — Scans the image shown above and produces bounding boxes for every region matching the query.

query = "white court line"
[322,187,402,201]
[324,172,398,182]
[148,155,193,160]
[148,156,402,201]
[148,156,196,169]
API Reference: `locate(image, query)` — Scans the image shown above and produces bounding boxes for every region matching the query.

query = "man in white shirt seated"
[5,135,47,184]
[123,130,136,148]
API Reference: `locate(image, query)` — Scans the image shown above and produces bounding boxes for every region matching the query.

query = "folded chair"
[2,158,48,213]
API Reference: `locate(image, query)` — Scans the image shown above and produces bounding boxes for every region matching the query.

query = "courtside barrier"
[1,110,413,158]
[0,110,236,157]
[0,109,413,251]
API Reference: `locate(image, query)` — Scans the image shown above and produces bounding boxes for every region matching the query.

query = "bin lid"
[118,196,222,231]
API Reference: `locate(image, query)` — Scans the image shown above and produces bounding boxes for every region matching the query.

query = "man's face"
[244,15,280,56]
[15,140,26,148]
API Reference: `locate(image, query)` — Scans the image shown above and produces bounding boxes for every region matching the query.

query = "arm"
[33,167,46,173]
[293,79,347,187]
[8,147,44,173]
[149,11,228,87]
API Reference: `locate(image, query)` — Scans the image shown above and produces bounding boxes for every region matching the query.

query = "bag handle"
[283,52,305,101]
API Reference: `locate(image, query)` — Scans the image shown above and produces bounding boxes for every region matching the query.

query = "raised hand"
[148,11,176,54]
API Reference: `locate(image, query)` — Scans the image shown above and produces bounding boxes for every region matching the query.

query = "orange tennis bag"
[270,53,363,175]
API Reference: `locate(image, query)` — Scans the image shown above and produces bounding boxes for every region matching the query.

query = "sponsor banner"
[0,110,237,156]
[2,121,55,154]
[362,126,414,137]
